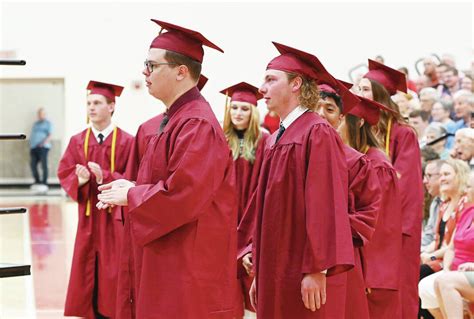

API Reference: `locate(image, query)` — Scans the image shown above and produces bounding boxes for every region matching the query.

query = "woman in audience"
[419,170,474,318]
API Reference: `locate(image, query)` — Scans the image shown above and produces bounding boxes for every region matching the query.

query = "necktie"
[98,133,104,145]
[159,115,169,133]
[275,124,285,143]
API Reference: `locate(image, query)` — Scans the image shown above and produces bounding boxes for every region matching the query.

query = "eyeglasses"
[144,60,177,73]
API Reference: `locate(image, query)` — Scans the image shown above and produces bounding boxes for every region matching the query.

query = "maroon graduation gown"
[115,115,163,318]
[123,87,237,319]
[363,147,403,318]
[327,146,381,319]
[388,122,423,319]
[253,111,354,319]
[234,132,270,316]
[58,127,133,318]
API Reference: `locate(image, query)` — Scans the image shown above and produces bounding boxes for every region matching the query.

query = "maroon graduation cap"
[348,95,396,125]
[363,59,407,95]
[150,19,223,63]
[87,80,124,102]
[220,82,263,106]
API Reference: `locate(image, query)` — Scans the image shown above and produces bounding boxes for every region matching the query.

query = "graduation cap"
[197,74,208,91]
[220,82,263,106]
[363,59,407,95]
[150,19,223,63]
[87,80,124,103]
[347,95,396,125]
[267,42,337,85]
[318,79,360,114]
[425,133,454,146]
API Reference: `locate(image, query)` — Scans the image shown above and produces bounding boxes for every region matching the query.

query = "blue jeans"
[30,147,49,184]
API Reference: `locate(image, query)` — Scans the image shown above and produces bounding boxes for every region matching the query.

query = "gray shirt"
[421,196,442,249]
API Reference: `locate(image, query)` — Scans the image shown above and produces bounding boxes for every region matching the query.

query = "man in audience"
[421,160,443,251]
[443,66,462,97]
[409,109,430,145]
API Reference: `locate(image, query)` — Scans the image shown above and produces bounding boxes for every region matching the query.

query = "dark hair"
[319,91,343,112]
[164,50,202,81]
[445,66,459,76]
[421,146,440,163]
[409,109,430,122]
[345,114,381,152]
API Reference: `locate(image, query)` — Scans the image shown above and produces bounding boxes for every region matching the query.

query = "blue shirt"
[29,120,52,149]
[445,119,467,149]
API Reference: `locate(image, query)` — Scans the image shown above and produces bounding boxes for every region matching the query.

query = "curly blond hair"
[286,73,320,111]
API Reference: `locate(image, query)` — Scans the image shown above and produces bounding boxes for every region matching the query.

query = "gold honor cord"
[362,145,370,154]
[83,126,118,216]
[83,128,92,217]
[385,117,392,157]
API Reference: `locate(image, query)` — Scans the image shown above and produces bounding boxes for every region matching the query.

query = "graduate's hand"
[301,273,326,312]
[249,278,257,310]
[242,253,254,276]
[87,162,103,184]
[75,164,90,186]
[97,179,134,208]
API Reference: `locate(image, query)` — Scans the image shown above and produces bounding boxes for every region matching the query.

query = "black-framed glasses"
[144,60,177,73]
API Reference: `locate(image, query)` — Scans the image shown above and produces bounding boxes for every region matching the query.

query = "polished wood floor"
[0,193,256,319]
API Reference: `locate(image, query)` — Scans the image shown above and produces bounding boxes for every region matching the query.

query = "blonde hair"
[287,73,320,111]
[440,158,470,200]
[223,101,262,163]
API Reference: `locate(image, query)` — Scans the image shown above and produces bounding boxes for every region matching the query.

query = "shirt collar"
[90,122,114,142]
[280,105,308,129]
[166,86,201,119]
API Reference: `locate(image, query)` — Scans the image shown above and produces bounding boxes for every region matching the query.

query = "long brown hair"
[369,79,409,141]
[223,102,262,163]
[345,114,382,153]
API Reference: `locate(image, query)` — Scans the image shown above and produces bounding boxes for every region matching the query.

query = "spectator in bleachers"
[421,160,443,251]
[451,128,474,170]
[419,169,474,318]
[419,87,439,116]
[419,158,470,318]
[424,56,440,87]
[409,109,430,145]
[432,99,456,150]
[435,63,449,86]
[461,75,473,92]
[443,66,462,97]
[431,100,454,126]
[399,66,418,93]
[452,90,473,129]
[393,91,412,118]
[416,75,430,93]
[424,123,450,159]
